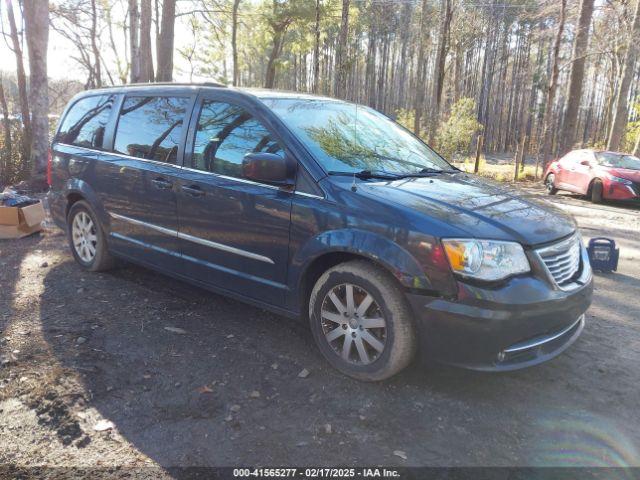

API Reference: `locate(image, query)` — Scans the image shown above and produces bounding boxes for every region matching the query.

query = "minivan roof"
[84,82,342,104]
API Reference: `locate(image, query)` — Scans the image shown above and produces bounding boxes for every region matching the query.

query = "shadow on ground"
[35,254,640,467]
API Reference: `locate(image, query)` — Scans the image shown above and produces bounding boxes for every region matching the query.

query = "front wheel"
[308,260,416,381]
[590,179,603,203]
[545,174,558,195]
[67,200,115,272]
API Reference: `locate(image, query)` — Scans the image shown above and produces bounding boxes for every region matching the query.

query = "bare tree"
[413,0,429,135]
[333,0,350,98]
[428,0,452,143]
[0,75,12,183]
[541,0,567,167]
[231,0,241,86]
[5,0,31,163]
[156,0,176,81]
[561,0,595,154]
[129,0,141,82]
[139,0,154,82]
[23,0,49,185]
[607,0,640,151]
[90,0,102,86]
[312,0,320,93]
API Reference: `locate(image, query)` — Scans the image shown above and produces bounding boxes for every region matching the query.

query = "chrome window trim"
[54,143,325,199]
[504,314,585,353]
[109,212,275,264]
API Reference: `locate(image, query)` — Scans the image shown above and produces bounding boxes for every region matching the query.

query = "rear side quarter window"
[56,95,115,149]
[113,96,191,164]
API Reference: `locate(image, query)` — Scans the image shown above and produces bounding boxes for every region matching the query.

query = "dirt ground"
[1,186,639,472]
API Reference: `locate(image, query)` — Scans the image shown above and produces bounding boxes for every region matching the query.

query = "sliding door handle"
[181,185,205,197]
[151,178,173,190]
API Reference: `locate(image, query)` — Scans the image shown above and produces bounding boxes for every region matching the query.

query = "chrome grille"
[536,234,581,287]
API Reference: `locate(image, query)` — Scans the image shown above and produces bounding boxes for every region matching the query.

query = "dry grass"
[452,156,541,183]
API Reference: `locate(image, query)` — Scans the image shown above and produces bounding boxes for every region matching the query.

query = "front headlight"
[442,239,530,281]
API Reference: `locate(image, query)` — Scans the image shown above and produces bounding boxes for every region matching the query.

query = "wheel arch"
[63,178,109,227]
[292,229,439,317]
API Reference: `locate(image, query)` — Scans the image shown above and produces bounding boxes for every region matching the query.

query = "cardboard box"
[0,201,45,239]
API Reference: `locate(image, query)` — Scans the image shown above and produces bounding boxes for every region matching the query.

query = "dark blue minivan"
[49,84,593,380]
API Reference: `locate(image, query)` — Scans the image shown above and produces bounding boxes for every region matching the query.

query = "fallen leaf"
[93,419,115,432]
[198,385,214,394]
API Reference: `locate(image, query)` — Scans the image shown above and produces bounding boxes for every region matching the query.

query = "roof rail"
[110,81,228,88]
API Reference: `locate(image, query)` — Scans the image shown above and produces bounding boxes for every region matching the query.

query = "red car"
[544,149,640,203]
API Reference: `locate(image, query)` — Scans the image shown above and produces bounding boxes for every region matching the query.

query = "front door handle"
[151,177,173,190]
[181,185,205,197]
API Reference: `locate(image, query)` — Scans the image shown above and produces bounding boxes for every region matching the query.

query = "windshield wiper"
[328,169,403,180]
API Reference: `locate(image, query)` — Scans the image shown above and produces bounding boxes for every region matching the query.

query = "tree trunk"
[23,0,49,185]
[333,0,350,98]
[6,0,31,164]
[129,0,140,82]
[413,0,429,136]
[90,0,102,86]
[607,0,640,151]
[560,0,595,154]
[139,0,154,82]
[265,27,286,88]
[313,0,321,93]
[541,0,567,168]
[428,0,452,144]
[0,76,12,184]
[232,0,241,86]
[156,0,176,82]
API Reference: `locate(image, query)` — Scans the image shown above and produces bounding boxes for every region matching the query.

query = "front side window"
[262,98,453,175]
[57,95,114,149]
[192,100,283,178]
[113,96,190,164]
[595,152,640,170]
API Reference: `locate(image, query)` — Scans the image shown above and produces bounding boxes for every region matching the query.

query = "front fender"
[291,228,438,296]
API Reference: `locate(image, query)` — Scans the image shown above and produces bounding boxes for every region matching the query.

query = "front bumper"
[407,245,593,371]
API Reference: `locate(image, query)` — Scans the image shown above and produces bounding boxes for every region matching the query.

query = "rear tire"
[545,174,558,195]
[590,179,603,203]
[67,200,115,272]
[308,260,416,381]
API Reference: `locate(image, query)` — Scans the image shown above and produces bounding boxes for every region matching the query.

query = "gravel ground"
[0,186,639,472]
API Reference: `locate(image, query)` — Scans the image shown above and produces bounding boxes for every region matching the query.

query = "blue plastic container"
[587,237,619,272]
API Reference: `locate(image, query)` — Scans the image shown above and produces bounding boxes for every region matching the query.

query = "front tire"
[590,179,603,203]
[545,174,558,195]
[67,200,115,272]
[308,260,416,381]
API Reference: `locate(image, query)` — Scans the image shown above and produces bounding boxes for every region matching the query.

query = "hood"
[605,167,640,182]
[357,173,576,246]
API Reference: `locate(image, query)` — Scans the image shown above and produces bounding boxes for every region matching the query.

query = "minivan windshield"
[262,98,454,175]
[594,152,640,170]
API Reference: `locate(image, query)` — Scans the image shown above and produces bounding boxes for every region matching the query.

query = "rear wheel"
[545,174,558,195]
[590,179,603,203]
[308,260,416,381]
[67,201,115,271]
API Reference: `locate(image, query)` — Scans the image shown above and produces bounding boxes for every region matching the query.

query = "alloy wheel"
[72,211,97,263]
[545,174,555,192]
[320,283,387,365]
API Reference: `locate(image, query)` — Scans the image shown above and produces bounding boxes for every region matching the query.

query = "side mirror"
[580,160,591,167]
[242,152,295,187]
